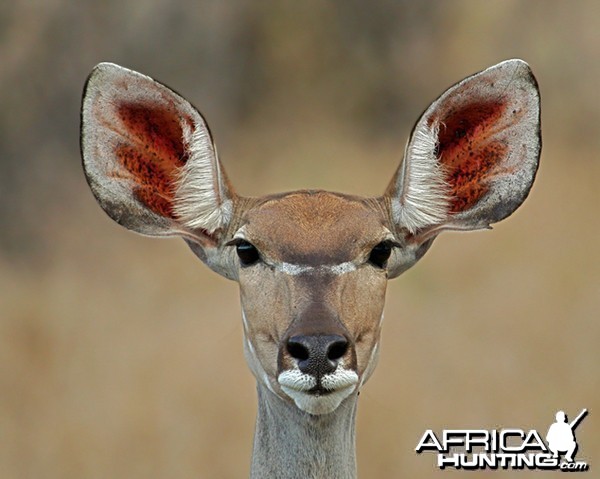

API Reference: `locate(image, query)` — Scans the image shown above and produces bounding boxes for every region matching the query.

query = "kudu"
[81,59,540,478]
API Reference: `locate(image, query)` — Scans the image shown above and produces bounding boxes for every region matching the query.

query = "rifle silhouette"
[569,408,588,430]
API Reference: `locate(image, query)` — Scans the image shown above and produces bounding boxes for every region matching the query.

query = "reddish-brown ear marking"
[434,99,514,213]
[114,102,192,218]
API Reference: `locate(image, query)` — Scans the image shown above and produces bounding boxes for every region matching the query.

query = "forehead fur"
[243,191,387,264]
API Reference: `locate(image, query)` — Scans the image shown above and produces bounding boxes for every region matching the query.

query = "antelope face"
[233,192,397,414]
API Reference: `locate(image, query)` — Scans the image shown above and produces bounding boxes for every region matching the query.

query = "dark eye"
[368,241,393,269]
[235,240,260,266]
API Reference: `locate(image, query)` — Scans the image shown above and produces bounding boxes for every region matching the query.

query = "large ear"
[81,63,238,277]
[386,59,541,240]
[81,63,236,241]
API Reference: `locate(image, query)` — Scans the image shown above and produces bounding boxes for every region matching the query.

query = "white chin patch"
[278,368,359,415]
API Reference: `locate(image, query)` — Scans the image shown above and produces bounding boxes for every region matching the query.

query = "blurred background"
[1,1,598,477]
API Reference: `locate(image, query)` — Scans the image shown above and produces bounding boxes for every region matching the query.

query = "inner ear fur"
[386,59,541,238]
[81,62,233,245]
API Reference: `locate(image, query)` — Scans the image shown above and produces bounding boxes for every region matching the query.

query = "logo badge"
[416,409,589,471]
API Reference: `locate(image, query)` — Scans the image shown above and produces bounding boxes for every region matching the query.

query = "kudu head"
[81,59,540,415]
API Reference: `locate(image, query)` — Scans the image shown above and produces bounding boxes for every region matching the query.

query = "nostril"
[287,338,310,361]
[327,339,348,362]
[286,334,349,376]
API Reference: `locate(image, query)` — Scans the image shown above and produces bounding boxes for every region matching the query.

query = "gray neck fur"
[250,384,358,479]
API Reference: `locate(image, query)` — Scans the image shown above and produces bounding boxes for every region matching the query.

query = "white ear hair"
[81,61,235,245]
[386,59,540,235]
[174,122,233,233]
[391,121,450,233]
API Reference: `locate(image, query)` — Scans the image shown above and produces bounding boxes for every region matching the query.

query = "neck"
[250,384,358,479]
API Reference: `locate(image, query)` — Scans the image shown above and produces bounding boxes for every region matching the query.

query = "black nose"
[286,334,349,376]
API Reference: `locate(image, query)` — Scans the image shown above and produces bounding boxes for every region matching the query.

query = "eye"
[235,240,260,266]
[368,241,393,269]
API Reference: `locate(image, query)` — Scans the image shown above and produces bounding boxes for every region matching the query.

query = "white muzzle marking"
[278,368,359,415]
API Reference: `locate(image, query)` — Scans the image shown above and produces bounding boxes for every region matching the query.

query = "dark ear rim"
[80,62,219,156]
[444,59,541,229]
[405,59,542,165]
[79,62,230,246]
[386,59,541,237]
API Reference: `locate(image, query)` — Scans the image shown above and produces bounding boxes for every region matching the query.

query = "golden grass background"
[1,1,598,477]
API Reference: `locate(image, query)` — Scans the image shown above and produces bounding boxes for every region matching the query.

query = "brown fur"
[81,60,541,479]
[243,192,388,264]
